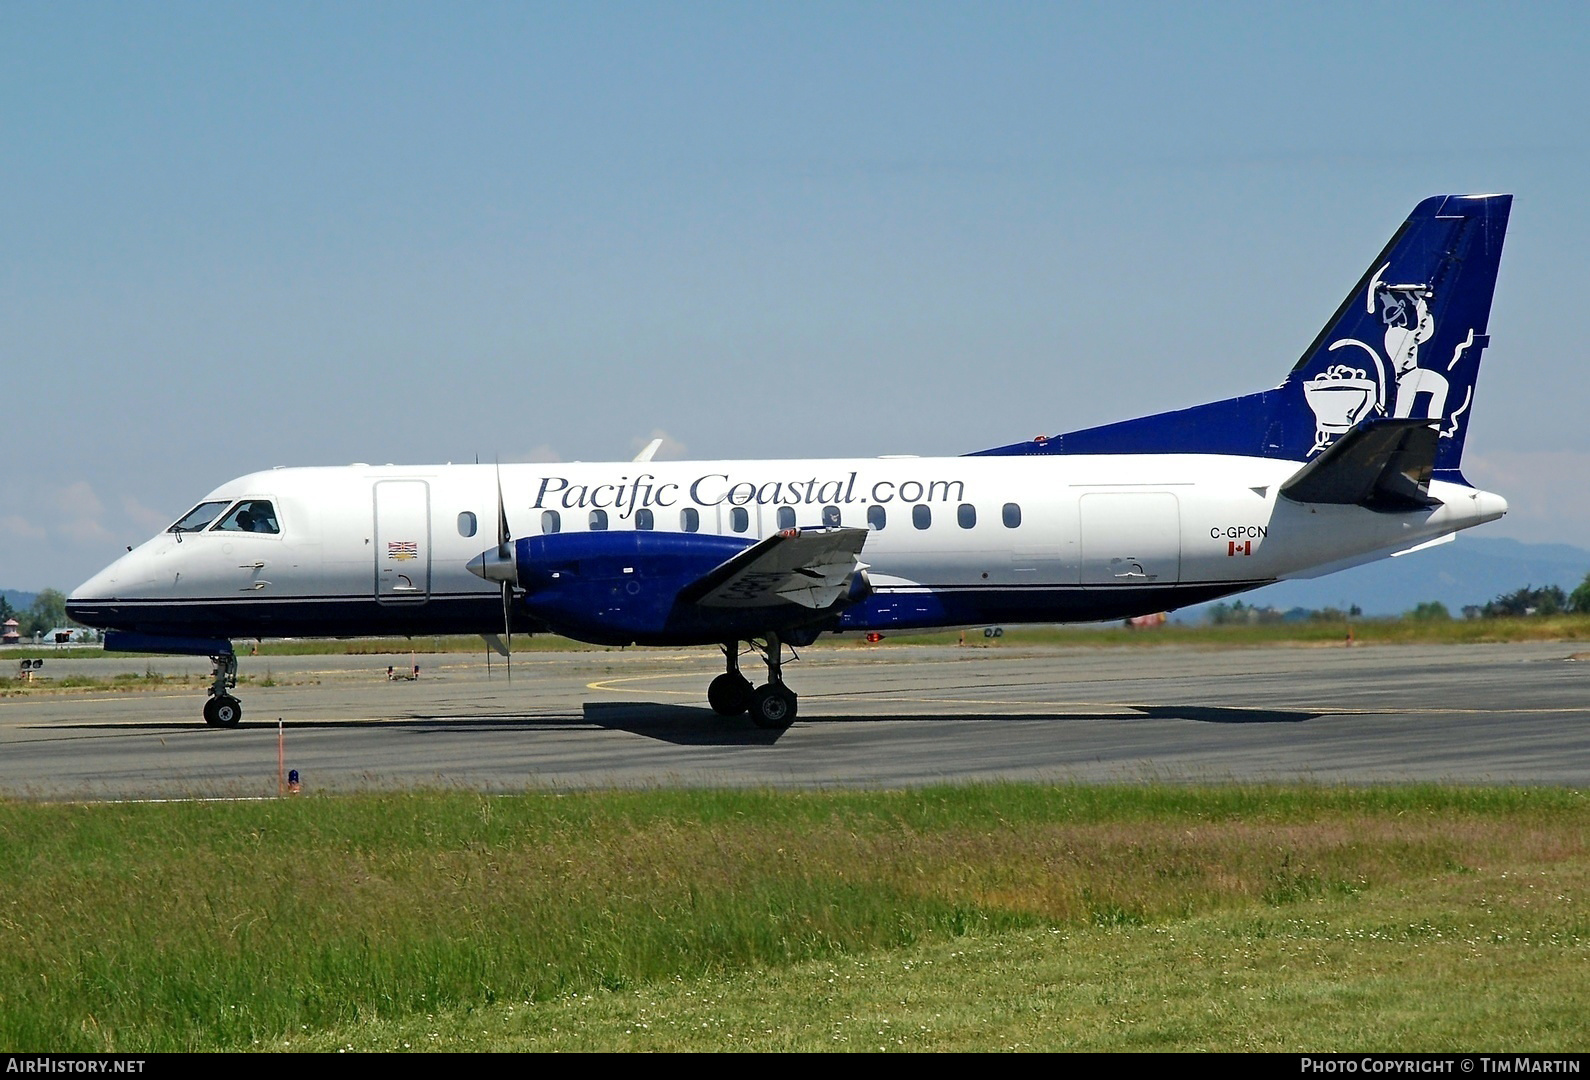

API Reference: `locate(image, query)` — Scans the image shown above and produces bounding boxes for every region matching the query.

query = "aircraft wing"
[678,527,870,610]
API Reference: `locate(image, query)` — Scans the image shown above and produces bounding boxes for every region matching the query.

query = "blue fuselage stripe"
[67,579,1273,642]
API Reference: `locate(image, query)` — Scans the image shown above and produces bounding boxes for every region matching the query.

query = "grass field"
[1,786,1584,1051]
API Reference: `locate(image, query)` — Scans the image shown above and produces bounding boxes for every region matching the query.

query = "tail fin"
[972,194,1511,473]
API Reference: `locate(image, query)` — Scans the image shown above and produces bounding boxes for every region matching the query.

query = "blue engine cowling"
[513,531,849,646]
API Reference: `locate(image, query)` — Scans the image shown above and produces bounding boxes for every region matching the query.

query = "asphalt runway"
[2,642,1588,799]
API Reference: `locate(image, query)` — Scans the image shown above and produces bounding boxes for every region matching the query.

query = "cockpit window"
[170,501,229,533]
[211,500,281,534]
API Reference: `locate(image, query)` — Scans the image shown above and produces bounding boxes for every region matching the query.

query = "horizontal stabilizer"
[679,528,869,610]
[1279,418,1440,511]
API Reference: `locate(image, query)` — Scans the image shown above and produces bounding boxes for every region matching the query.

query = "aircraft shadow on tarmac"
[578,701,1332,736]
[1129,704,1325,724]
[571,702,1331,742]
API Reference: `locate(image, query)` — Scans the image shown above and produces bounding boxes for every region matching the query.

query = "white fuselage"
[68,452,1506,641]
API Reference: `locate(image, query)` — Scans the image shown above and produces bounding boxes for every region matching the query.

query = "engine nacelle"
[511,532,861,646]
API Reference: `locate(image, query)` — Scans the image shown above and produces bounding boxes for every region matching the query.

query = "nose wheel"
[709,637,797,728]
[203,694,243,727]
[203,652,243,727]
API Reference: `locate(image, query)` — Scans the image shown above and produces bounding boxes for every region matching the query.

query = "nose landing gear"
[203,652,243,727]
[708,635,798,729]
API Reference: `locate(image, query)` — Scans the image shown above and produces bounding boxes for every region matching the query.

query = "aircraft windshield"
[212,500,281,535]
[170,501,230,533]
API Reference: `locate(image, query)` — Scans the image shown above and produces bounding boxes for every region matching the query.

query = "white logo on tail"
[1304,266,1473,456]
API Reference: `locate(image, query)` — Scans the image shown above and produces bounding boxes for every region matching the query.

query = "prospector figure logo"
[1304,272,1471,456]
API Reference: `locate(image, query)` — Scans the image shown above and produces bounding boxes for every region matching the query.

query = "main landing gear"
[202,652,243,727]
[708,636,797,729]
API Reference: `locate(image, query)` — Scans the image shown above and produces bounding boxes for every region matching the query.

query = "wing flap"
[678,528,869,610]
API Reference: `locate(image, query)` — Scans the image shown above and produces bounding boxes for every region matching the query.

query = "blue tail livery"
[973,193,1511,478]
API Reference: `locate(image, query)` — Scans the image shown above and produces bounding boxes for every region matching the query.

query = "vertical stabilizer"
[972,194,1511,472]
[1286,194,1510,472]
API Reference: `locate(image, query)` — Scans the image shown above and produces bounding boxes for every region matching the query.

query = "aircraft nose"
[66,560,129,628]
[69,561,122,604]
[467,546,518,586]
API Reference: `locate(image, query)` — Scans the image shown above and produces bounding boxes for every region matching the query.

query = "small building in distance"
[1,619,19,645]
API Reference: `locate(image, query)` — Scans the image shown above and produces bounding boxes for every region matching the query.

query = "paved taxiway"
[2,642,1587,799]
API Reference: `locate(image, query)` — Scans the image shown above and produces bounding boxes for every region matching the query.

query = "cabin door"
[1079,492,1182,586]
[373,480,432,601]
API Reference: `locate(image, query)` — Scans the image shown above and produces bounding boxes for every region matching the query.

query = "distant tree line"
[0,589,71,640]
[1406,571,1590,620]
[1207,571,1590,625]
[1205,600,1362,625]
[1461,575,1590,619]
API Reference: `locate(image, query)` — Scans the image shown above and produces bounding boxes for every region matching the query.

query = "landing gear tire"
[749,684,797,729]
[708,672,754,716]
[204,695,243,728]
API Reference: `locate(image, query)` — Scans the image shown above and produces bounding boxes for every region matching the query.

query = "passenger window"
[542,510,561,534]
[822,505,841,527]
[957,503,976,529]
[730,506,749,533]
[170,500,229,533]
[867,505,886,531]
[212,500,281,534]
[635,508,654,531]
[912,504,931,530]
[1002,502,1022,528]
[458,511,477,538]
[589,509,608,531]
[776,506,796,530]
[681,507,699,533]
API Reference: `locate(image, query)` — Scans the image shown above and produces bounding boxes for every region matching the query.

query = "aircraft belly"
[73,594,507,639]
[839,580,1265,630]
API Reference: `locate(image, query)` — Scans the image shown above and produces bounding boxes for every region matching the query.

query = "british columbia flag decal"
[387,541,419,561]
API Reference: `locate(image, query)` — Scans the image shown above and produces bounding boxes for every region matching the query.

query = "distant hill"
[1180,536,1590,620]
[2,590,38,615]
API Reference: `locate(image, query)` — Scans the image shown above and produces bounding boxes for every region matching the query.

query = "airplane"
[67,193,1513,730]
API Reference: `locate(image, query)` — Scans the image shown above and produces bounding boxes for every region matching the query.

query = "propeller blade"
[501,581,512,681]
[496,460,511,550]
[497,460,512,679]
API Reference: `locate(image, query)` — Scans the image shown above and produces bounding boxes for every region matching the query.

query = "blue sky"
[4,2,1588,590]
